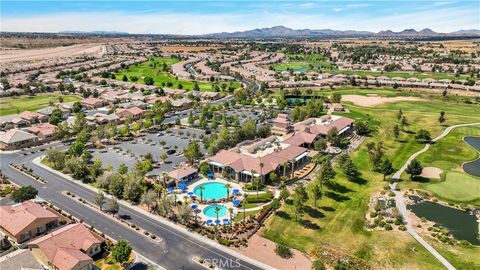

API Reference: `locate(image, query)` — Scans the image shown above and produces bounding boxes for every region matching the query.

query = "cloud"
[1,5,477,34]
[433,1,456,6]
[299,2,316,8]
[333,8,344,12]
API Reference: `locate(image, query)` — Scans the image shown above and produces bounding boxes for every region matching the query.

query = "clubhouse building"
[208,114,354,182]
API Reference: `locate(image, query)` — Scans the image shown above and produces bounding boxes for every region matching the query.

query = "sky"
[1,1,479,34]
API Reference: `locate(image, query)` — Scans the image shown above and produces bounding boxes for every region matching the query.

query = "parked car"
[166,149,176,155]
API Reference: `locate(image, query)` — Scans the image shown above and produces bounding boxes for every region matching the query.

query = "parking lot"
[92,127,206,175]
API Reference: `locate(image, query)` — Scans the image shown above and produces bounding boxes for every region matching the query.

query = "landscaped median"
[32,155,273,270]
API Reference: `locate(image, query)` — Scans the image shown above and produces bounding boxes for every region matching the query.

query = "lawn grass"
[261,95,480,269]
[115,56,240,91]
[95,253,135,270]
[272,53,332,71]
[233,209,261,222]
[0,93,81,116]
[331,69,471,80]
[399,126,480,206]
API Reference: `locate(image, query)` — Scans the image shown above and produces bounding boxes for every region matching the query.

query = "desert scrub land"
[262,91,480,269]
[0,93,81,116]
[115,56,240,91]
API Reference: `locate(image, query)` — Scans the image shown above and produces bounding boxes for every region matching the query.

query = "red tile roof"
[28,223,101,270]
[0,200,58,237]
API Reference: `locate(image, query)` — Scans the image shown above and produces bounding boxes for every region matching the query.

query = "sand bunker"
[421,167,443,179]
[342,95,423,107]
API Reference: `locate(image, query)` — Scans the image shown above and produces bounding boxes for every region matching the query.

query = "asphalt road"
[0,146,264,270]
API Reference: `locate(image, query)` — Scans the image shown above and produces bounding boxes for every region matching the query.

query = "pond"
[408,201,480,245]
[463,136,480,177]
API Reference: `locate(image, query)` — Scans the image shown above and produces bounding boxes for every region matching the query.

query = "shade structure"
[232,199,240,206]
[179,183,187,191]
[167,187,175,192]
[191,204,198,209]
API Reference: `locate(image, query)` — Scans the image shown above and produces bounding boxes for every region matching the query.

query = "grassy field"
[115,57,240,91]
[262,93,480,269]
[273,53,332,71]
[399,126,480,206]
[333,69,471,80]
[0,93,81,116]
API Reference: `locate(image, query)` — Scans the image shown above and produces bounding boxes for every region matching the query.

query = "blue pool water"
[203,204,227,218]
[194,182,228,200]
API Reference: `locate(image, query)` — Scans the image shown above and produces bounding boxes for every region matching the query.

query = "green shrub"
[274,244,292,259]
[312,259,326,270]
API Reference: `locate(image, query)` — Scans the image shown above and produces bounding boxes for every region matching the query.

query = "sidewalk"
[32,156,273,270]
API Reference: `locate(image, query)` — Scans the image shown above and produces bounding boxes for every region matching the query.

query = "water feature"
[193,182,228,200]
[408,201,480,245]
[203,204,227,218]
[463,136,480,177]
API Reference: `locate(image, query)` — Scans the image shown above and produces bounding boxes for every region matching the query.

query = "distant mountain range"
[59,30,130,35]
[57,26,480,38]
[200,25,480,38]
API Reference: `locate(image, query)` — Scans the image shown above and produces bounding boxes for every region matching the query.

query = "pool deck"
[186,177,244,222]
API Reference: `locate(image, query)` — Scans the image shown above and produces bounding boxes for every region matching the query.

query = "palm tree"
[250,169,256,183]
[199,186,205,203]
[154,184,163,199]
[253,177,260,197]
[215,206,221,225]
[243,194,248,223]
[226,183,232,200]
[228,207,234,228]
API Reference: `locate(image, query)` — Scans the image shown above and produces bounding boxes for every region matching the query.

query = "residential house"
[81,97,104,109]
[19,111,48,125]
[28,223,103,270]
[27,123,58,142]
[115,106,144,120]
[0,249,44,270]
[0,200,59,244]
[0,129,39,150]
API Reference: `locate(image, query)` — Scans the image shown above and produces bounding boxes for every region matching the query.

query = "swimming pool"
[193,182,228,200]
[203,204,227,218]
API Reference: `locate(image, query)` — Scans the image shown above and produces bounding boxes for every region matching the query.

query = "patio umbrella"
[223,218,229,223]
[215,220,221,225]
[232,189,240,195]
[187,191,194,196]
[167,187,175,193]
[232,199,240,207]
[207,173,214,179]
[191,204,198,210]
[206,219,213,225]
[179,183,187,191]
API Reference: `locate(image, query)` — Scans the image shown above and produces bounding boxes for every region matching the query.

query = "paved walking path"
[389,122,480,270]
[32,156,273,270]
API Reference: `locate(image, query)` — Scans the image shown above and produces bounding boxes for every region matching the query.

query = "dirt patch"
[342,95,424,107]
[421,167,443,179]
[232,234,312,270]
[0,43,105,63]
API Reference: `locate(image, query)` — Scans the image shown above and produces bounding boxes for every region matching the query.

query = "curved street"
[0,143,269,270]
[389,122,480,270]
